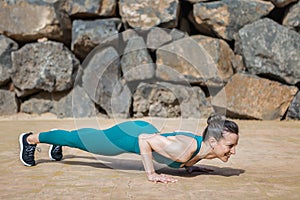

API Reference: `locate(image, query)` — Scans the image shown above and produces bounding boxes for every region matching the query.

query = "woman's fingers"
[148,173,178,183]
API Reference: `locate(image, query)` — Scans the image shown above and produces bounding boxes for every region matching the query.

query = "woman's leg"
[20,120,159,166]
[37,128,128,155]
[20,128,104,166]
[20,129,95,166]
[37,129,88,151]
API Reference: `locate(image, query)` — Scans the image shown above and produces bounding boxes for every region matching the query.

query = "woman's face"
[213,133,239,162]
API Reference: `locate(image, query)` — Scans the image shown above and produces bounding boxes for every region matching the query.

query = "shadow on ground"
[36,154,245,178]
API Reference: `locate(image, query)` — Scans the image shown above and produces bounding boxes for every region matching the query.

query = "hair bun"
[207,114,226,125]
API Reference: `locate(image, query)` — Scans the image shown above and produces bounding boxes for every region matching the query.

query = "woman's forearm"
[138,136,155,176]
[140,152,155,176]
[138,134,178,183]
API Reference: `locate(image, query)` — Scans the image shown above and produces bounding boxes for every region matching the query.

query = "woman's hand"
[147,173,178,183]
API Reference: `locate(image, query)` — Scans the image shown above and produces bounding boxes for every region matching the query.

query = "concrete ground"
[0,115,299,199]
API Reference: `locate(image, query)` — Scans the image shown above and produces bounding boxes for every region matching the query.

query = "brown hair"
[202,114,239,141]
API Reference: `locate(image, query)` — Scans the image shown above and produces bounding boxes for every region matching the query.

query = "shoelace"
[25,145,36,157]
[52,146,62,154]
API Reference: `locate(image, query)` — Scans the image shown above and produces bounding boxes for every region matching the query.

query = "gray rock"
[191,35,234,82]
[146,27,173,50]
[52,85,95,118]
[193,0,274,40]
[133,82,213,118]
[99,28,139,56]
[3,0,59,4]
[0,0,71,43]
[235,18,300,85]
[287,91,300,120]
[135,28,186,50]
[119,0,179,29]
[109,80,132,118]
[82,46,120,104]
[53,91,76,118]
[169,28,188,41]
[186,0,210,3]
[270,0,298,7]
[133,83,180,118]
[80,28,139,62]
[58,0,117,17]
[212,73,298,120]
[120,29,139,42]
[11,41,79,97]
[72,19,121,60]
[21,85,95,118]
[283,1,300,32]
[120,36,155,82]
[156,37,222,86]
[71,85,97,118]
[81,46,131,117]
[0,89,18,115]
[0,35,18,86]
[231,54,246,73]
[21,92,53,115]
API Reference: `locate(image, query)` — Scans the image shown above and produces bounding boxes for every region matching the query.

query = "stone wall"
[0,0,299,120]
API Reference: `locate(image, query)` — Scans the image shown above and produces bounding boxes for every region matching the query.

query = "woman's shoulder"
[173,130,202,137]
[160,131,201,143]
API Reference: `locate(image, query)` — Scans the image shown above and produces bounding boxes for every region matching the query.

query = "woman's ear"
[208,137,217,149]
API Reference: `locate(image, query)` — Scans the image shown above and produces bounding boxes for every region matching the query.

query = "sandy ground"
[0,114,299,199]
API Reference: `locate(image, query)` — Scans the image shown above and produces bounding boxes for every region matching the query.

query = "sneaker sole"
[48,145,57,161]
[19,133,34,167]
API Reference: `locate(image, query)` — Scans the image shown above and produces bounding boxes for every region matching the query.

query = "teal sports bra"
[152,132,203,168]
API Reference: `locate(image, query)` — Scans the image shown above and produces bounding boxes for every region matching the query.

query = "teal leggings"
[39,121,159,156]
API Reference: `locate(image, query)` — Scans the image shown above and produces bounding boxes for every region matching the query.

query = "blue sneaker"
[19,132,36,166]
[49,145,63,161]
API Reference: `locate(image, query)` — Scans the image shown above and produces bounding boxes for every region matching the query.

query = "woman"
[19,115,239,183]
